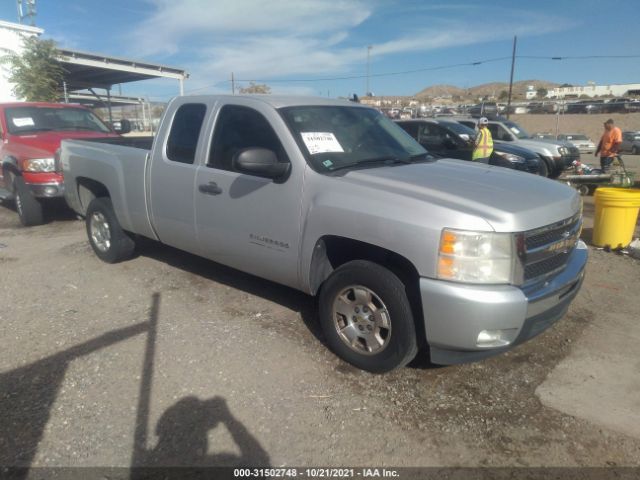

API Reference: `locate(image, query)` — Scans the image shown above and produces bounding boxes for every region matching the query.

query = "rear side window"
[166,103,207,164]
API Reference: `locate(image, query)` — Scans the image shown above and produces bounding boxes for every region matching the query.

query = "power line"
[518,54,640,60]
[233,57,512,84]
[143,52,640,98]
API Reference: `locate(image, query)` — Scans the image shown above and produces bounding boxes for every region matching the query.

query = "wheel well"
[2,159,20,190]
[310,236,425,346]
[77,177,110,214]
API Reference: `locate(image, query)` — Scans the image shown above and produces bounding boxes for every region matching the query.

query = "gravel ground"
[0,191,639,470]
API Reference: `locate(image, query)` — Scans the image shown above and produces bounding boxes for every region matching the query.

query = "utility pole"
[506,36,517,120]
[17,0,37,25]
[366,45,372,97]
[231,72,235,95]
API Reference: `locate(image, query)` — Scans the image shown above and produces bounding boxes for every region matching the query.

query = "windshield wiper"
[56,126,102,131]
[409,152,434,161]
[329,155,411,173]
[14,127,53,133]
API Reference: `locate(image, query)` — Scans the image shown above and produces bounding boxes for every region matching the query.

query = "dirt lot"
[1,187,639,472]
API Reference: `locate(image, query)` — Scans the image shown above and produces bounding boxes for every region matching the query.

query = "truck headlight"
[558,147,569,155]
[437,229,514,284]
[493,151,525,163]
[23,158,55,172]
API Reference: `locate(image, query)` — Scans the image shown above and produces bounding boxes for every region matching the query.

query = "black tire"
[537,157,549,177]
[632,146,638,155]
[13,176,44,226]
[318,260,418,373]
[85,197,136,263]
[547,163,562,179]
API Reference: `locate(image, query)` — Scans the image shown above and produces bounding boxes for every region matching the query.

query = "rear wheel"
[86,197,136,263]
[318,260,418,373]
[13,176,44,226]
[632,146,638,155]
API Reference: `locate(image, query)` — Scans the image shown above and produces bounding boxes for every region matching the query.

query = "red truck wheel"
[13,177,45,226]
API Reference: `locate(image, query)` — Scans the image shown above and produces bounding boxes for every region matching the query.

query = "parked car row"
[396,119,545,176]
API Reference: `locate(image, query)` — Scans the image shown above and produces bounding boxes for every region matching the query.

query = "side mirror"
[232,148,290,179]
[113,119,131,135]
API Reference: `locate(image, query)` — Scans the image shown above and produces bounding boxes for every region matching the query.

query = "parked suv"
[0,102,124,225]
[396,119,544,176]
[620,131,640,154]
[454,118,579,178]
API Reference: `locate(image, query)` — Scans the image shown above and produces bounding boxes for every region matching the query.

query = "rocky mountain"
[415,80,560,101]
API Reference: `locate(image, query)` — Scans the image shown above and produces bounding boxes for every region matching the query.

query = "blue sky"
[2,0,639,100]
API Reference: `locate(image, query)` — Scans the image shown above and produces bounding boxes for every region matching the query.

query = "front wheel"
[13,176,44,226]
[85,197,136,263]
[318,260,418,373]
[537,158,550,177]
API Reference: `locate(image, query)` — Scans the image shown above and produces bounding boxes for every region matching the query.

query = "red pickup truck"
[0,102,125,225]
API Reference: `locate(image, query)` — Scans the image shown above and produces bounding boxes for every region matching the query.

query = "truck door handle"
[198,182,223,195]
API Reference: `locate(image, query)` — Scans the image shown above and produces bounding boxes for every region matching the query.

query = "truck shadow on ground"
[0,293,269,477]
[136,240,325,345]
[136,241,441,371]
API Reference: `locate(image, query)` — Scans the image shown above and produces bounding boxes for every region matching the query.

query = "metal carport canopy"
[57,48,188,94]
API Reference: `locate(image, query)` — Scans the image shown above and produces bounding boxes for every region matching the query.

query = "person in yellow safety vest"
[472,117,493,163]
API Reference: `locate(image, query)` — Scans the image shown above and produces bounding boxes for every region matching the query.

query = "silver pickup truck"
[60,95,588,373]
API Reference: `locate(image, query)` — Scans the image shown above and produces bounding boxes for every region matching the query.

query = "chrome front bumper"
[26,182,65,198]
[419,240,588,365]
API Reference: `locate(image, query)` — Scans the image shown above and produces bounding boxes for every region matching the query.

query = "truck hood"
[340,159,581,232]
[526,138,575,149]
[495,138,555,155]
[8,131,118,159]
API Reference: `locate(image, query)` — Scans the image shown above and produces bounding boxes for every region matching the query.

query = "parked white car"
[557,133,596,155]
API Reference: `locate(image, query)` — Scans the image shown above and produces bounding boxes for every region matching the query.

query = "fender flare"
[1,156,21,191]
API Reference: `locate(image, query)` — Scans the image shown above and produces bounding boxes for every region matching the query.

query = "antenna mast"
[17,0,37,26]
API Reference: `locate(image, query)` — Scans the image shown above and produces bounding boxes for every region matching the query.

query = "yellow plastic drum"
[592,188,640,248]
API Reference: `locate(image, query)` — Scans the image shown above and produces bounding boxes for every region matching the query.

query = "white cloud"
[125,1,574,95]
[134,0,371,56]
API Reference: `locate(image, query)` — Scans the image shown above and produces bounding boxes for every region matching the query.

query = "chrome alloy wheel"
[332,285,391,355]
[90,211,111,252]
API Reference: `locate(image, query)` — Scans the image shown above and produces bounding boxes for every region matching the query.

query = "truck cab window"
[166,103,207,164]
[209,105,288,172]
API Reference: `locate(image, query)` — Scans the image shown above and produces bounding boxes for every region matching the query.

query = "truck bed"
[82,136,154,151]
[61,138,155,240]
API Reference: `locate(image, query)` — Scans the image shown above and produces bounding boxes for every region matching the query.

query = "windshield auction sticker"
[12,117,35,127]
[301,132,344,155]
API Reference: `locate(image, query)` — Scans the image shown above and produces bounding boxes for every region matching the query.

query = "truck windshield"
[503,120,531,140]
[5,106,111,135]
[279,105,430,173]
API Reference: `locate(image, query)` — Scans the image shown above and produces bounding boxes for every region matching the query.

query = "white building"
[0,20,43,102]
[547,83,640,99]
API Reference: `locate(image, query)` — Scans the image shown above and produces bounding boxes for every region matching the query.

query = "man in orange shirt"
[595,118,622,172]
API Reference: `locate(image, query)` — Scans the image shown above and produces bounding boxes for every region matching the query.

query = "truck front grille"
[523,214,581,282]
